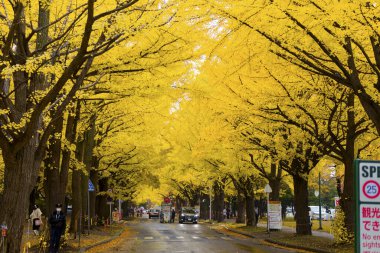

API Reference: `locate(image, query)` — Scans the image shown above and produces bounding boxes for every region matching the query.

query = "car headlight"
[181,214,185,217]
[194,215,198,218]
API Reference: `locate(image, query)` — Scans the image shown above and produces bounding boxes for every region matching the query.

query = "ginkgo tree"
[204,0,380,236]
[0,0,208,250]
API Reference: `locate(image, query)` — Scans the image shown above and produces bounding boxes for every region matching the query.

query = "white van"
[309,206,326,220]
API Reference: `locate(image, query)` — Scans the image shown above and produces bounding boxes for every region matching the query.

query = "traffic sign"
[334,197,340,207]
[88,179,95,192]
[355,160,380,253]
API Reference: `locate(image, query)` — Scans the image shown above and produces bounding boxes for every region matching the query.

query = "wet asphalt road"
[99,218,299,253]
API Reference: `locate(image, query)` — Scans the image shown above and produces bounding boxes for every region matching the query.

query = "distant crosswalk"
[130,235,239,242]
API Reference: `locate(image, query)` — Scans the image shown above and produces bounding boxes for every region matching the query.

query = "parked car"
[148,207,161,219]
[324,209,336,220]
[179,208,198,224]
[309,206,327,220]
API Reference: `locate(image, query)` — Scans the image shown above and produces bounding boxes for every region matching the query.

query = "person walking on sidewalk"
[171,208,176,223]
[30,205,42,235]
[254,206,259,226]
[49,203,66,253]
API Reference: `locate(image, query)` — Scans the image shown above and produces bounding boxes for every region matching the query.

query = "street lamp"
[264,184,272,235]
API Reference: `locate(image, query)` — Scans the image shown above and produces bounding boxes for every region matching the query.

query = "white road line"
[176,236,184,239]
[144,236,154,240]
[192,236,200,239]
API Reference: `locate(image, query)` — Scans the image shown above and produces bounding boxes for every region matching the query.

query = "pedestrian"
[223,208,227,219]
[49,203,66,253]
[226,208,230,219]
[281,205,287,220]
[254,206,259,226]
[308,206,312,228]
[171,208,175,223]
[30,205,42,235]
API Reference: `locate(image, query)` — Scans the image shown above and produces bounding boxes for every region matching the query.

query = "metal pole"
[119,199,122,221]
[88,189,90,235]
[209,185,212,223]
[110,203,112,224]
[318,172,322,230]
[267,192,270,236]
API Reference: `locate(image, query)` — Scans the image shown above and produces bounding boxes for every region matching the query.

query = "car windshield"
[183,209,196,214]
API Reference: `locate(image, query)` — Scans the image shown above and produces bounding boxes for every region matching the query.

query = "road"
[97,218,299,253]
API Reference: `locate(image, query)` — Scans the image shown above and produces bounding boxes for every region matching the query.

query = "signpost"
[87,179,95,235]
[355,160,380,253]
[334,197,340,207]
[164,197,171,204]
[161,203,172,223]
[264,184,272,235]
[268,201,282,230]
[107,189,113,225]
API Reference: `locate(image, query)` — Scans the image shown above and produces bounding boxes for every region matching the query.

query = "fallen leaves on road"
[86,228,135,253]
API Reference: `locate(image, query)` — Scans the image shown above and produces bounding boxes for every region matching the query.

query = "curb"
[222,225,256,238]
[264,239,330,253]
[222,225,331,253]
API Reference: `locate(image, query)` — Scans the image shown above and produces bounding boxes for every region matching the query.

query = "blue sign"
[88,179,95,192]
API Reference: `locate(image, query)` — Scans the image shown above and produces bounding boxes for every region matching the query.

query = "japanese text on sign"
[356,160,380,253]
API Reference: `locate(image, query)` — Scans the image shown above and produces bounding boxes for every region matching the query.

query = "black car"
[179,208,198,224]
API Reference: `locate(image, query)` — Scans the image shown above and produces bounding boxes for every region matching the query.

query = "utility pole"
[318,172,322,230]
[209,185,212,223]
[264,184,272,236]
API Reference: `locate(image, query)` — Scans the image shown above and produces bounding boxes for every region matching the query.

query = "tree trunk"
[245,194,255,226]
[96,177,109,221]
[0,139,41,252]
[81,115,96,230]
[199,192,209,220]
[293,174,311,235]
[0,3,49,251]
[236,191,246,223]
[176,196,183,214]
[44,115,64,215]
[213,181,225,222]
[269,163,282,201]
[341,91,356,236]
[69,140,84,236]
[29,187,38,215]
[58,103,80,212]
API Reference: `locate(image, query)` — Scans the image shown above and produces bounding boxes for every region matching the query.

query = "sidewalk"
[257,222,334,239]
[21,219,129,252]
[222,218,333,239]
[215,219,353,253]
